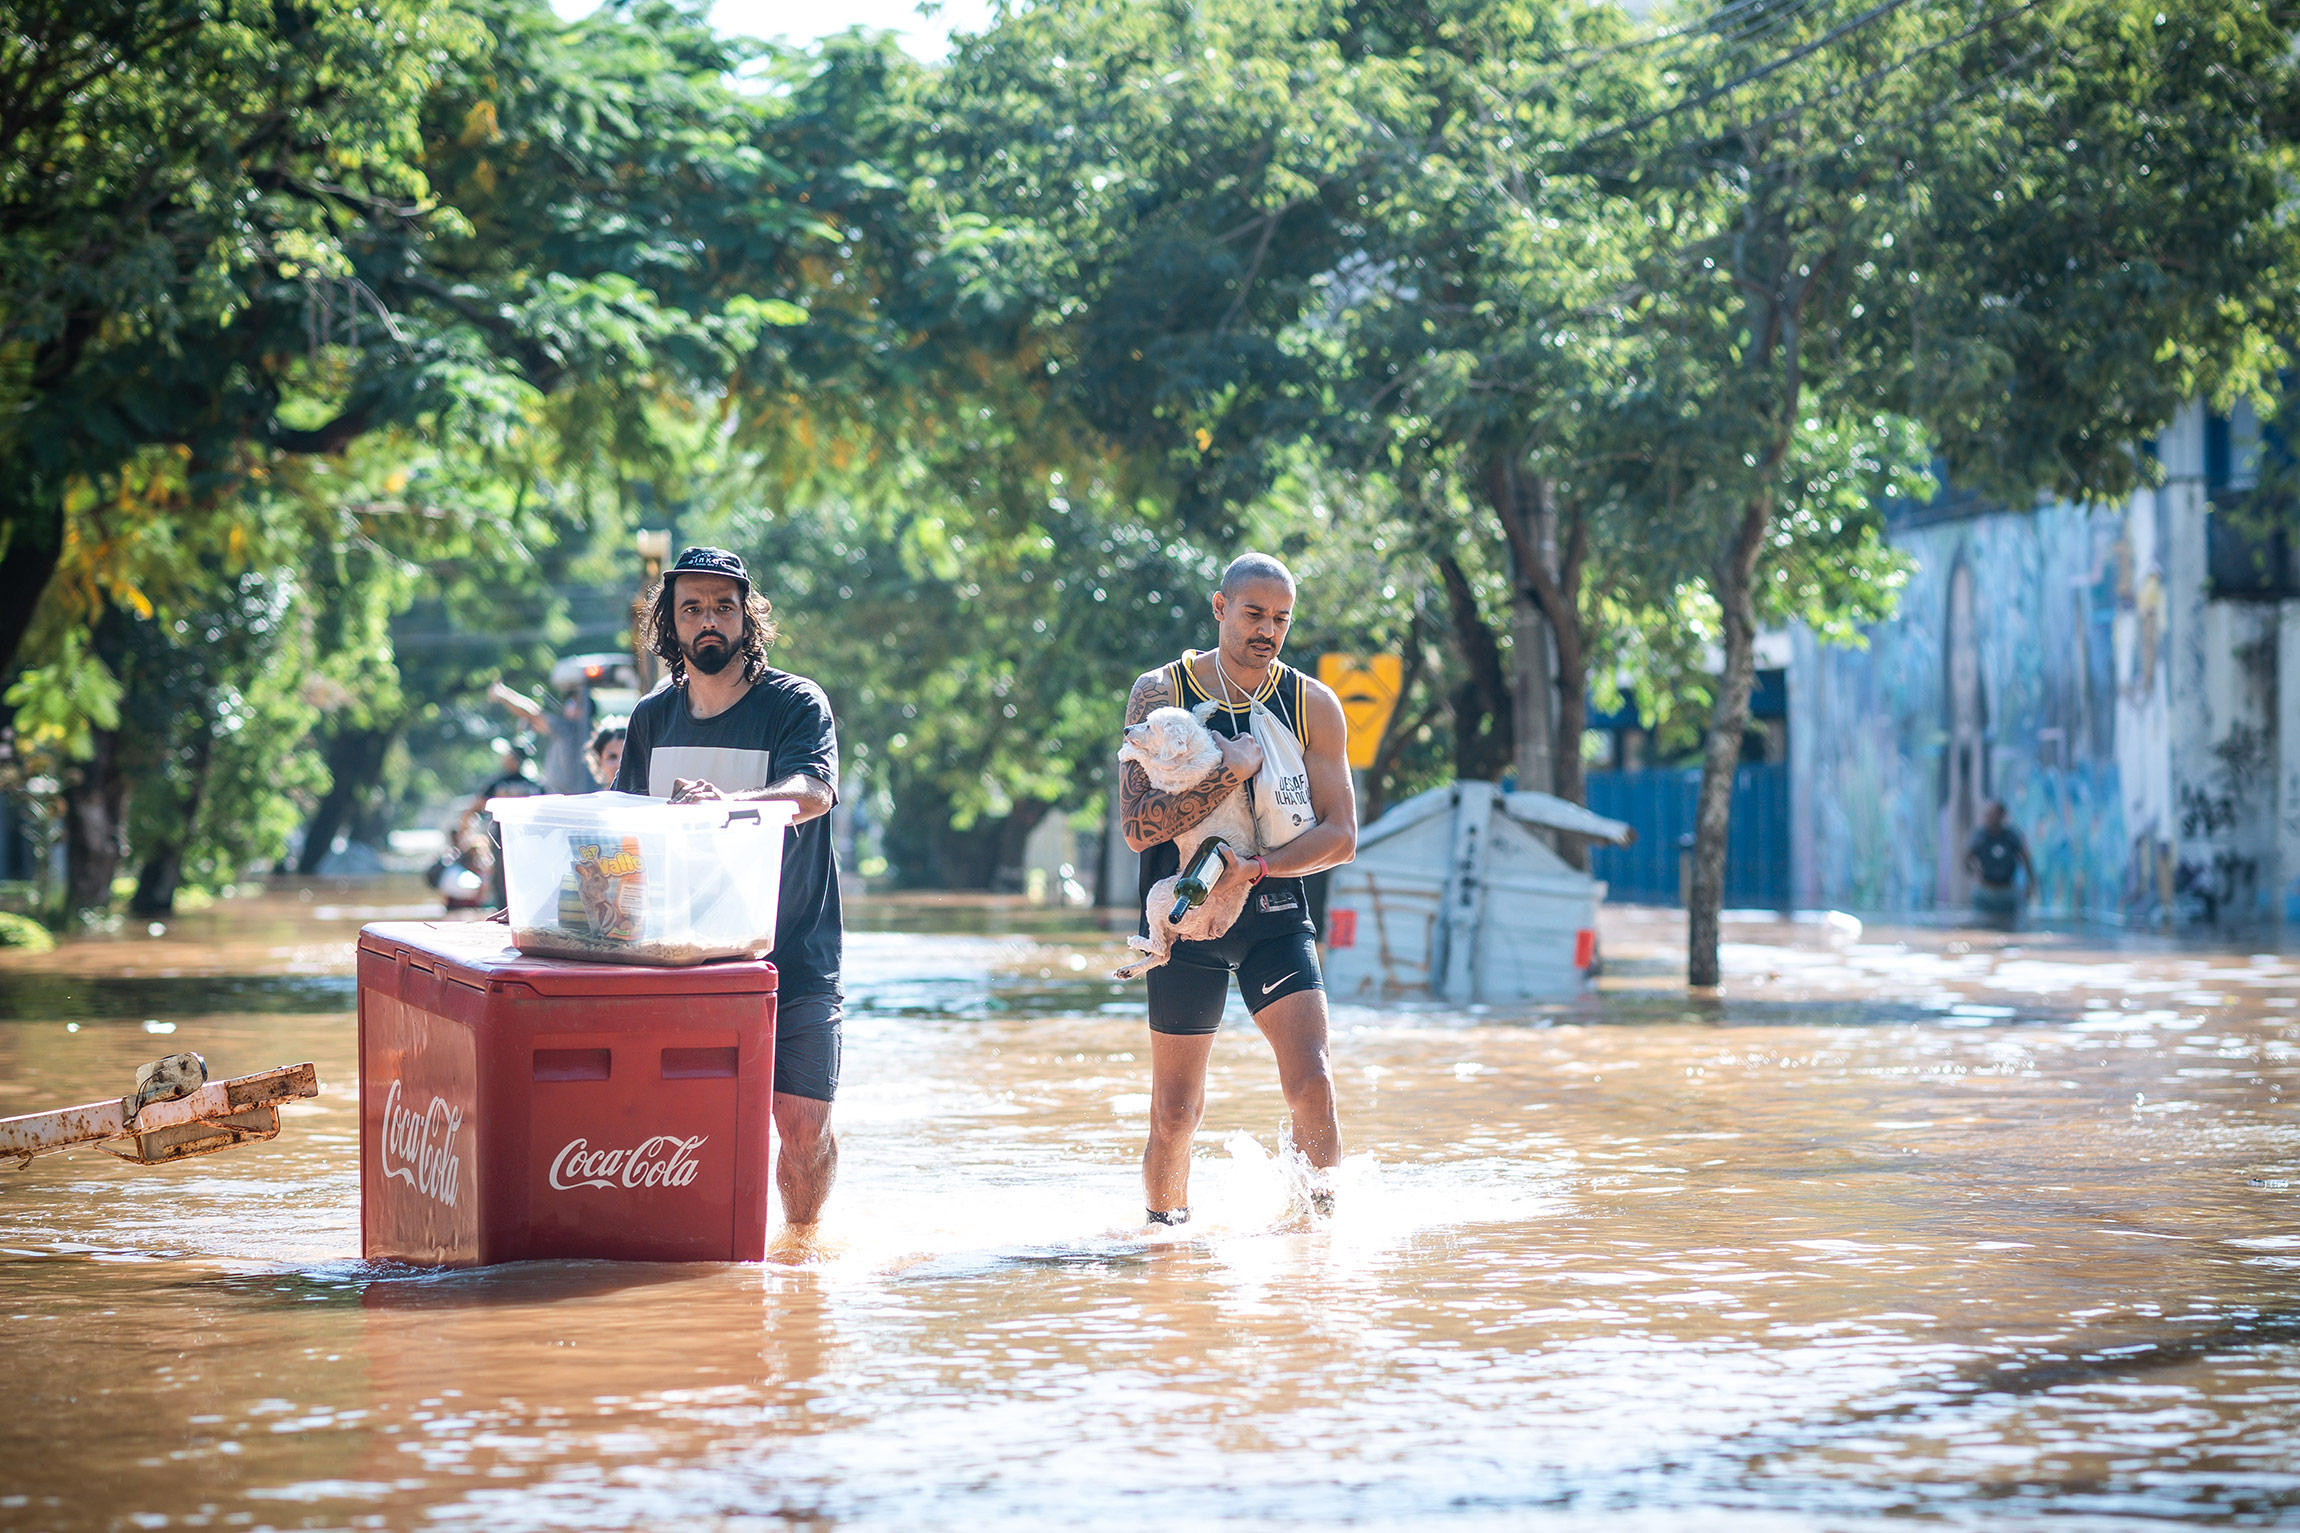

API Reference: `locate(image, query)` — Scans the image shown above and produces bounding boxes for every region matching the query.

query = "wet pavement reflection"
[2,890,2299,1528]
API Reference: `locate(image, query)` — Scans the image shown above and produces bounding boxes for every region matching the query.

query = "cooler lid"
[357,921,780,996]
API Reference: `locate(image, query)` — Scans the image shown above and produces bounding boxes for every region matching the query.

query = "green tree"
[7,449,334,915]
[2,0,903,915]
[1319,0,1651,820]
[929,0,1388,533]
[0,0,471,674]
[1592,0,2300,983]
[727,489,1220,887]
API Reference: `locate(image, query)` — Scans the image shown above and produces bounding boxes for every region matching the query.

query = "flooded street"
[4,891,2300,1528]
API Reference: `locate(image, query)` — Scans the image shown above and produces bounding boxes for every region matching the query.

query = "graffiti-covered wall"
[1791,408,2286,923]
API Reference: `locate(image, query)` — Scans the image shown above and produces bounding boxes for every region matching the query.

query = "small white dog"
[1113,703,1260,979]
[1119,703,1259,849]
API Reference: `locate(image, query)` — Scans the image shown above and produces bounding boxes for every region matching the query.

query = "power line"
[1503,0,1820,109]
[1542,0,1811,73]
[1711,0,2052,143]
[1574,0,1931,152]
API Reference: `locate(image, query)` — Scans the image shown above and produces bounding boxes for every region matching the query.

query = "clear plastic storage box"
[488,793,796,966]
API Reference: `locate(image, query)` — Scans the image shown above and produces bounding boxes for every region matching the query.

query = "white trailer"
[1323,781,1633,1004]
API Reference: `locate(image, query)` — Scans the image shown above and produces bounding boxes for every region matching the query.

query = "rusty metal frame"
[0,1063,320,1169]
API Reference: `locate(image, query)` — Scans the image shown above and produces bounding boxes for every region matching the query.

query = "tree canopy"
[3,0,2296,964]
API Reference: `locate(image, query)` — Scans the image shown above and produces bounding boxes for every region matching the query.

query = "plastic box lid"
[484,792,800,967]
[487,790,800,831]
[357,920,780,996]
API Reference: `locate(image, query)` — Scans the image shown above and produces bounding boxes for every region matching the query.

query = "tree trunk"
[1489,460,1594,865]
[0,480,65,681]
[1691,225,1815,984]
[129,847,185,917]
[1363,609,1432,826]
[1550,641,1592,871]
[62,726,127,922]
[1687,499,1770,988]
[131,726,214,916]
[990,798,1053,892]
[1511,591,1555,799]
[886,777,1057,891]
[298,725,396,875]
[1433,551,1513,781]
[1493,461,1556,801]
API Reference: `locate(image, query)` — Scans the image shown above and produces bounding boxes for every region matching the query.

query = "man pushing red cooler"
[613,546,846,1245]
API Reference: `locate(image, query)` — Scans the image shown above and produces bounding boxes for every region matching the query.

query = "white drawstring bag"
[1244,699,1314,850]
[1200,663,1315,852]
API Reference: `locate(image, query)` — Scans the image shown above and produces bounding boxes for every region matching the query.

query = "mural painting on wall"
[2113,495,2175,925]
[1937,553,1985,910]
[1794,502,2136,919]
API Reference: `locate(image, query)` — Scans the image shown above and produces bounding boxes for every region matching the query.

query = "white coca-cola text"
[549,1134,707,1191]
[379,1079,464,1208]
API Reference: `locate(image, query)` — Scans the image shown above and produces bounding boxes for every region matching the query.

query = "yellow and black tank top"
[1136,651,1315,936]
[1162,649,1311,749]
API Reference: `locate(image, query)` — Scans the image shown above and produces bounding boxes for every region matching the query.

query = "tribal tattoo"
[1119,670,1241,850]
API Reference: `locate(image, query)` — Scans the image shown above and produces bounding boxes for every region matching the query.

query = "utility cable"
[1503,0,1819,107]
[1573,0,1931,152]
[1720,0,2052,141]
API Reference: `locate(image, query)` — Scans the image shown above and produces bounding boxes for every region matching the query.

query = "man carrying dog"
[1119,552,1358,1226]
[614,546,844,1246]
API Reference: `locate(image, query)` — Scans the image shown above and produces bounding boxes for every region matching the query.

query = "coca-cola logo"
[380,1079,464,1208]
[549,1135,707,1191]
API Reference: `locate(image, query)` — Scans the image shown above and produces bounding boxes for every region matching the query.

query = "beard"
[683,632,737,676]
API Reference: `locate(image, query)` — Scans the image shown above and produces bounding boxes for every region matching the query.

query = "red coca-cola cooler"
[356,921,778,1266]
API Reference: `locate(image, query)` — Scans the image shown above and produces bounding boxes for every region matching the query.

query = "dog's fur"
[1119,703,1259,849]
[1113,703,1260,979]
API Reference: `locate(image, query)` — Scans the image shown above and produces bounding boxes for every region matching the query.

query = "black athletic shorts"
[774,989,843,1101]
[1146,926,1325,1036]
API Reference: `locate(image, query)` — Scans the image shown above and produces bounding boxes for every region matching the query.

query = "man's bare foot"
[766,1223,833,1264]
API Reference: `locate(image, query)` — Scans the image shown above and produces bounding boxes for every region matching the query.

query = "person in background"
[587,722,627,789]
[454,738,540,910]
[490,680,592,795]
[1965,800,2035,928]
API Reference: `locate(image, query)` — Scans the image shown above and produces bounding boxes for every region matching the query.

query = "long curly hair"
[639,573,778,685]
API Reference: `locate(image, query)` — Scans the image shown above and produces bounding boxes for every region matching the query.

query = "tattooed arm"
[1118,669,1262,854]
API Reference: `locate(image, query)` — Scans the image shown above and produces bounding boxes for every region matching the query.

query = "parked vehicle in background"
[491,655,643,795]
[548,654,642,790]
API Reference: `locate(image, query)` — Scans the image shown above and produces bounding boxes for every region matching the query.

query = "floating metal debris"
[0,1053,320,1169]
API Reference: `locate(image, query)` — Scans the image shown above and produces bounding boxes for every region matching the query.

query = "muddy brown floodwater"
[4,888,2300,1529]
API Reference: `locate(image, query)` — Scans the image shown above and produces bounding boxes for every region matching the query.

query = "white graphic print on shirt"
[645,746,772,799]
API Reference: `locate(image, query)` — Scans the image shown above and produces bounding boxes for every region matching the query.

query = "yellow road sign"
[1317,654,1405,769]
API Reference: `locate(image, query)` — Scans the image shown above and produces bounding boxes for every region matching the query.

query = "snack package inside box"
[563,833,646,941]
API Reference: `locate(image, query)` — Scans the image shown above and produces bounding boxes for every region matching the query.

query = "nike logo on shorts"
[1260,972,1298,995]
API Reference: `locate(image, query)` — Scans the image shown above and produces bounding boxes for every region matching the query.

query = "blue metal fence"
[1584,764,1791,909]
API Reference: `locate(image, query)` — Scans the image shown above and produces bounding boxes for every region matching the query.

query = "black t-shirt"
[1968,824,2025,887]
[483,768,540,800]
[614,671,842,996]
